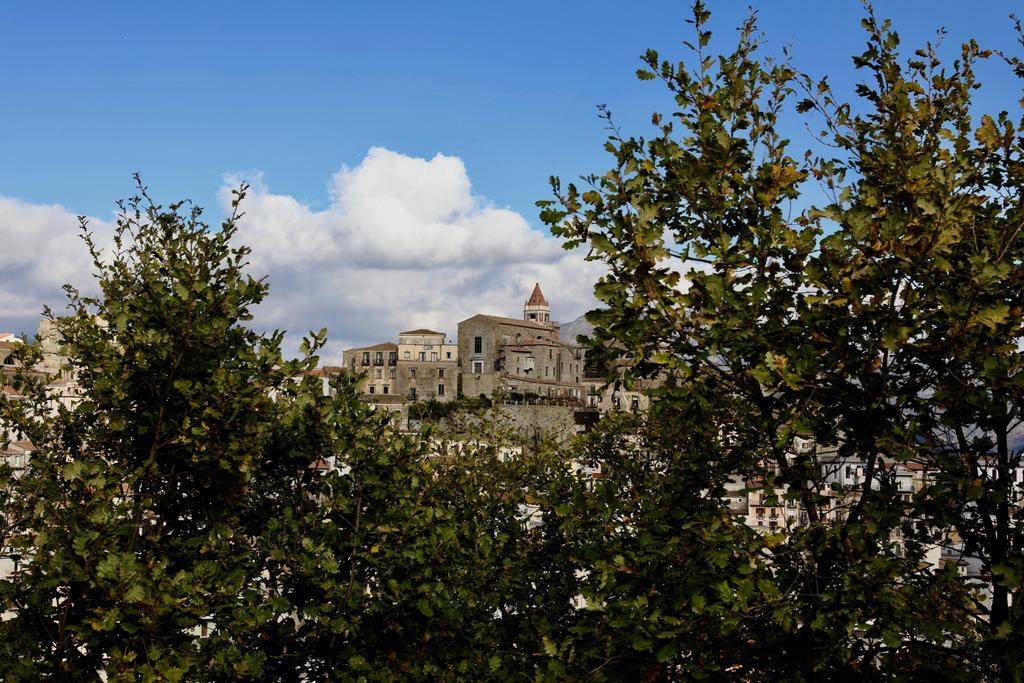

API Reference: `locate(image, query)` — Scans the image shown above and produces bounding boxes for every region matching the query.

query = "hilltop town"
[1,285,1007,592]
[282,282,649,440]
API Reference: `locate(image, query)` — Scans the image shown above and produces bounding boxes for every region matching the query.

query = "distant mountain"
[560,314,594,344]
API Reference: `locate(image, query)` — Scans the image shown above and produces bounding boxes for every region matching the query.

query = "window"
[362,352,370,366]
[383,385,389,395]
[389,352,397,365]
[404,351,411,359]
[431,352,438,361]
[375,351,383,365]
[446,351,451,359]
[474,336,482,354]
[419,352,426,361]
[411,367,417,378]
[409,387,417,399]
[472,361,483,374]
[369,386,376,394]
[438,368,445,378]
[389,368,396,379]
[375,369,382,379]
[438,384,445,396]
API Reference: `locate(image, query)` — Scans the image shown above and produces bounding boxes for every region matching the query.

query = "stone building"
[581,375,658,413]
[1,322,82,416]
[342,329,458,403]
[342,342,399,397]
[0,337,21,373]
[458,284,584,401]
[395,329,457,402]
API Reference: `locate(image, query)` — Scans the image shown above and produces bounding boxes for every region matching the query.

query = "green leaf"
[970,304,1010,331]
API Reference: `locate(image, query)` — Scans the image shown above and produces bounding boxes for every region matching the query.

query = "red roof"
[526,283,548,307]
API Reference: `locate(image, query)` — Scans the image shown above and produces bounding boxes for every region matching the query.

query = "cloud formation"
[224,148,603,360]
[0,197,108,336]
[0,148,604,360]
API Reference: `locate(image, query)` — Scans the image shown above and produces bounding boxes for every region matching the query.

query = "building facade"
[458,284,584,401]
[342,342,399,397]
[395,329,458,402]
[342,330,458,403]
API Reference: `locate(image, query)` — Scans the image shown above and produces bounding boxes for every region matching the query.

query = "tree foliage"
[2,3,1024,681]
[0,180,578,680]
[541,2,1024,679]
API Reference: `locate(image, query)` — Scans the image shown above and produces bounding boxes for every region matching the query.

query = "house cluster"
[1,293,1018,611]
[342,284,589,408]
[0,321,78,469]
[720,434,1021,589]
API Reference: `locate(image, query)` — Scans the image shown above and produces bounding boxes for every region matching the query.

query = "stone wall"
[489,403,579,448]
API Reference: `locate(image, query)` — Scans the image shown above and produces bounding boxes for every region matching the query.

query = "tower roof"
[526,282,548,307]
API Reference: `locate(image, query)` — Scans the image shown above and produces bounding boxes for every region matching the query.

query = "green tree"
[0,179,583,680]
[542,3,1022,679]
[0,180,289,677]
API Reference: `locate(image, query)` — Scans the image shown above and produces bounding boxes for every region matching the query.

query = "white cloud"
[0,148,605,360]
[0,197,107,335]
[222,148,604,360]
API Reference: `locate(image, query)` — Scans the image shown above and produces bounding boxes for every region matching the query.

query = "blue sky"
[3,1,1020,219]
[1,1,1021,356]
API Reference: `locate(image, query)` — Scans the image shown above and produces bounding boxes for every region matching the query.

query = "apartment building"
[395,329,457,402]
[342,330,458,403]
[342,342,399,397]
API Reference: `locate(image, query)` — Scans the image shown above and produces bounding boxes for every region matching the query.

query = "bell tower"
[523,282,551,325]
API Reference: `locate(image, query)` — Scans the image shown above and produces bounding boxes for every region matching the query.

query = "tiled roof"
[469,314,552,331]
[499,372,581,387]
[515,337,559,347]
[526,282,548,307]
[347,342,398,352]
[399,328,445,336]
[2,440,33,456]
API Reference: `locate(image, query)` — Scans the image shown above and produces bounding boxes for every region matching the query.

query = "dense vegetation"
[2,3,1023,680]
